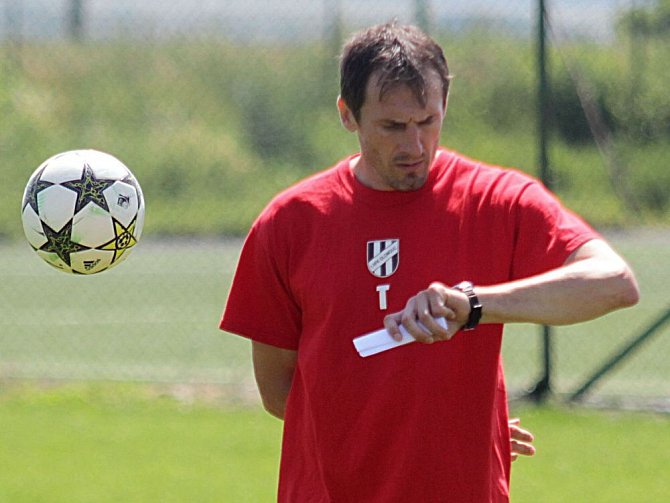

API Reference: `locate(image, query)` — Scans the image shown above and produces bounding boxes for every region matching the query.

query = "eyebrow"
[378,115,435,126]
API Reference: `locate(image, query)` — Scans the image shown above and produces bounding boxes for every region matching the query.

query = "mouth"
[396,159,425,171]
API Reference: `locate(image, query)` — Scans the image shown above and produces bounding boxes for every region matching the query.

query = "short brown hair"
[339,21,452,122]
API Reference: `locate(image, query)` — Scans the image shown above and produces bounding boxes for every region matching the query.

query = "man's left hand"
[509,418,536,461]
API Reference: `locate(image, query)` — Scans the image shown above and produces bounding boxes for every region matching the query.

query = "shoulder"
[439,149,544,203]
[252,158,351,235]
[273,164,343,207]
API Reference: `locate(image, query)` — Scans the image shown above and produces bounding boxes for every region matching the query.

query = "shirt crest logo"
[367,239,400,278]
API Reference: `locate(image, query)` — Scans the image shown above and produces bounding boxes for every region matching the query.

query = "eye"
[419,116,435,126]
[382,122,405,131]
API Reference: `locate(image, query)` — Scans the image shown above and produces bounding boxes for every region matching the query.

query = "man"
[221,22,638,502]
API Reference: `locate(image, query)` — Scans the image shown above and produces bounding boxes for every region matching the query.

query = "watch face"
[457,281,474,293]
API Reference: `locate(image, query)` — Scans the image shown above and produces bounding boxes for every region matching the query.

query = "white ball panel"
[134,204,146,240]
[81,150,131,180]
[40,151,86,183]
[104,181,140,226]
[70,249,115,274]
[39,185,78,231]
[71,204,114,247]
[21,206,48,249]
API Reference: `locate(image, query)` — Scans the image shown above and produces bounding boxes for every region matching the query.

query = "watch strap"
[453,281,482,331]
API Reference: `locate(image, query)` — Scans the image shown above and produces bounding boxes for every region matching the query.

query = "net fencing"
[1,0,668,409]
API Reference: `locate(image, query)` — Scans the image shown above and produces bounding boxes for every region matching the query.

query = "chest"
[286,199,512,333]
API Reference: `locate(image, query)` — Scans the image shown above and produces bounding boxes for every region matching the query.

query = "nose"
[401,124,423,157]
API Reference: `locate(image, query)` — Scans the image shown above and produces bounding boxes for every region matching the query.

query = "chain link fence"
[1,0,668,410]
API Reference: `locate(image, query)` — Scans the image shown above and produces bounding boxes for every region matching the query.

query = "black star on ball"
[22,166,54,214]
[39,219,90,267]
[62,163,117,213]
[98,217,139,263]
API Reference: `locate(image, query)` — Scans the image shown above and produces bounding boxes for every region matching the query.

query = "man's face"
[338,70,446,191]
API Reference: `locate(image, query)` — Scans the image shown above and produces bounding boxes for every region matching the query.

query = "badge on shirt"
[367,239,400,278]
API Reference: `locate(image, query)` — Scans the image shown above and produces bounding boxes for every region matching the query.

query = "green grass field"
[1,229,668,398]
[0,383,668,502]
[0,383,281,502]
[1,229,669,501]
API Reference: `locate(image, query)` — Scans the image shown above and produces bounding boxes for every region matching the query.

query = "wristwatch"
[452,281,482,331]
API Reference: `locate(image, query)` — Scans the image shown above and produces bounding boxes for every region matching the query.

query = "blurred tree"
[324,0,343,50]
[415,0,432,34]
[618,0,670,37]
[67,0,85,41]
[3,0,23,65]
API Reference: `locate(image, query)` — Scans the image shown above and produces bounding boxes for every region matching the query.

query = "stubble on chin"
[388,172,428,191]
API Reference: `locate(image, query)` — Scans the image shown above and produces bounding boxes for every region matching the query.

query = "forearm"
[477,247,639,326]
[252,341,297,420]
[383,240,639,344]
[259,382,291,420]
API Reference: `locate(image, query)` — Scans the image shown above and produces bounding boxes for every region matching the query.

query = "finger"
[509,425,535,443]
[510,440,536,458]
[508,417,521,426]
[444,287,473,325]
[384,310,435,343]
[401,312,434,344]
[395,296,434,344]
[427,287,456,321]
[419,312,450,341]
[415,295,449,341]
[383,312,404,342]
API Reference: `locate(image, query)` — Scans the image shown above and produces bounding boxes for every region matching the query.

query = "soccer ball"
[21,149,145,274]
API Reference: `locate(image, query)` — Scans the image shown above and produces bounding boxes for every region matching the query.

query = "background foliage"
[1,2,670,238]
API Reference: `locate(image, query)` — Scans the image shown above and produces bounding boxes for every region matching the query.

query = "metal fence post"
[530,0,553,402]
[67,0,84,41]
[415,0,432,34]
[570,308,670,402]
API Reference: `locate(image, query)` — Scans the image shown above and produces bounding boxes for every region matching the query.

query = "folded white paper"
[353,317,448,357]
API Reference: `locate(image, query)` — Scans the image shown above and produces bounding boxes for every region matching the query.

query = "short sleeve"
[510,180,600,280]
[219,215,302,350]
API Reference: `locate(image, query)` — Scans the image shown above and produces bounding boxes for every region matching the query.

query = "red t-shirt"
[221,149,598,502]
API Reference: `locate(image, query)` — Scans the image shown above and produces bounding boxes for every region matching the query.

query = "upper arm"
[251,340,298,419]
[506,177,601,279]
[563,238,640,307]
[564,238,627,266]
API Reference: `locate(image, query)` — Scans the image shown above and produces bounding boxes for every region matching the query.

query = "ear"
[442,95,449,118]
[337,96,358,132]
